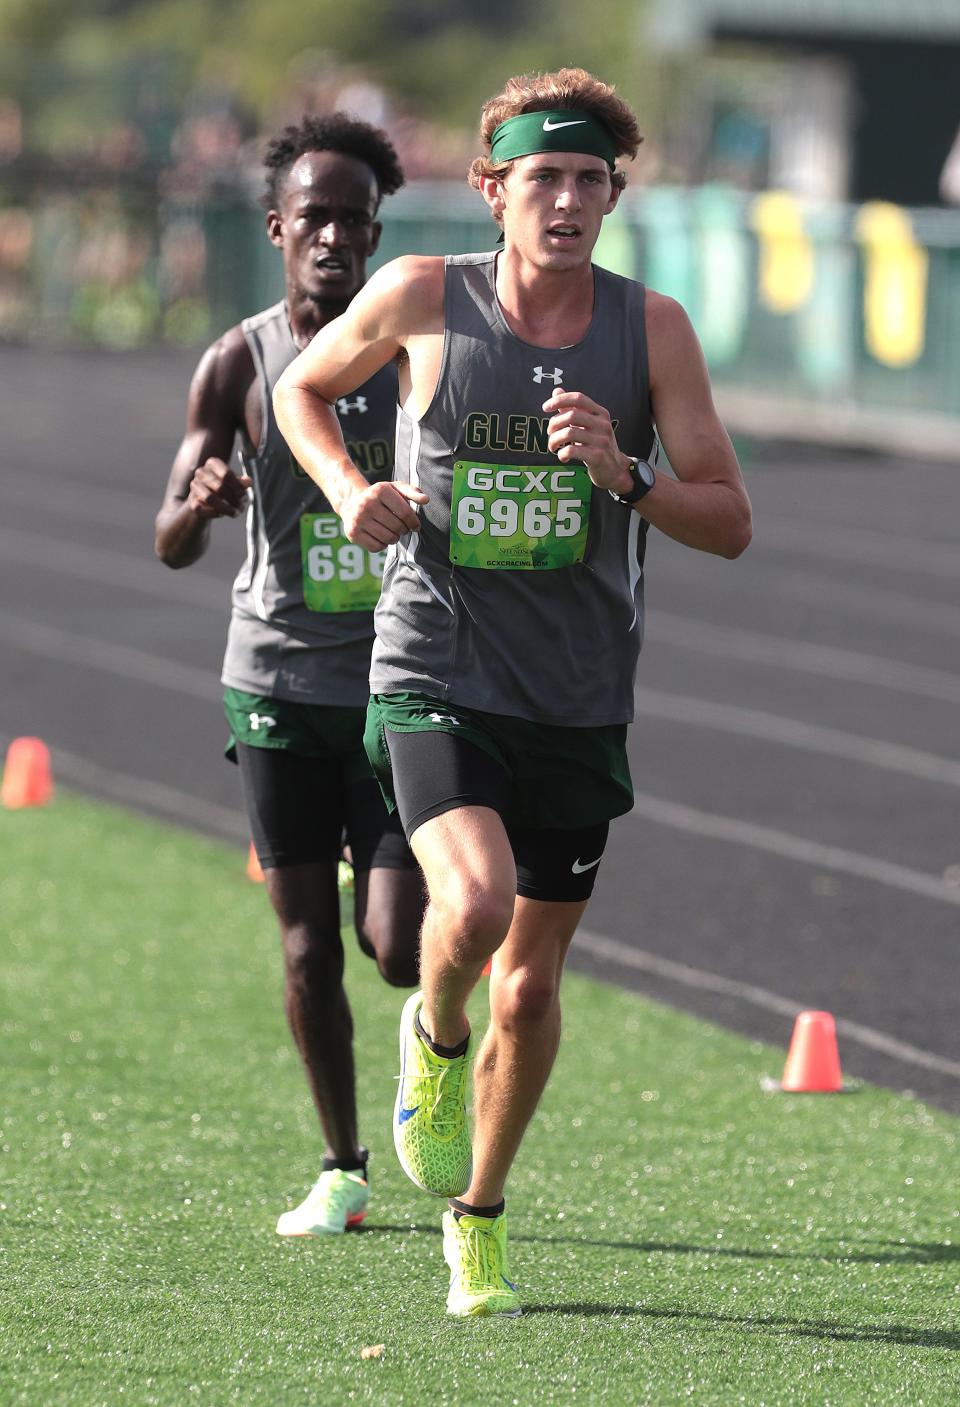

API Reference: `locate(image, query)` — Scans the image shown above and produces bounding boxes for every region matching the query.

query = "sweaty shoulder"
[643,290,701,387]
[194,323,256,402]
[356,255,445,341]
[644,289,692,340]
[189,323,258,443]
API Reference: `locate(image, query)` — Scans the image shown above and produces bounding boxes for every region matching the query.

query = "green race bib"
[300,513,386,612]
[449,461,591,570]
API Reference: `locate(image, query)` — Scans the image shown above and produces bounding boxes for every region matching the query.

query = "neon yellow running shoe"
[275,1169,368,1236]
[337,859,354,894]
[442,1209,521,1317]
[393,991,472,1197]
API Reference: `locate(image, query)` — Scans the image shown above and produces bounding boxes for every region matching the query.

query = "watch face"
[634,458,656,488]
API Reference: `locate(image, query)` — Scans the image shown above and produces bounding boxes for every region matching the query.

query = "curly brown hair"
[468,67,643,197]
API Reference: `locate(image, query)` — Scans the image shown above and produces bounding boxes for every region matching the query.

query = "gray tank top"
[221,301,398,705]
[369,252,656,725]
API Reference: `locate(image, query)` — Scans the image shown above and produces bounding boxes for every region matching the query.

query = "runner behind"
[155,113,424,1238]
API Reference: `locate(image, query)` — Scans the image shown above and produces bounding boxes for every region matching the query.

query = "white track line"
[628,789,960,908]
[651,611,960,705]
[776,572,960,637]
[1,472,158,531]
[633,685,960,787]
[652,564,960,639]
[574,929,960,1081]
[0,614,218,701]
[1,739,247,843]
[0,526,227,610]
[758,514,960,580]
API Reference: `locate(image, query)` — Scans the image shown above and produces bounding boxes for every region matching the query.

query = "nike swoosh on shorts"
[571,856,602,874]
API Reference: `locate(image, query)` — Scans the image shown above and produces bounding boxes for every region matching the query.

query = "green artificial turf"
[2,794,958,1405]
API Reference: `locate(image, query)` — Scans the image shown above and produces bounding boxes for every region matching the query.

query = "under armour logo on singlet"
[532,366,563,385]
[336,395,368,415]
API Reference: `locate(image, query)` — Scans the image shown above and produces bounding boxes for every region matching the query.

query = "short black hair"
[262,113,405,211]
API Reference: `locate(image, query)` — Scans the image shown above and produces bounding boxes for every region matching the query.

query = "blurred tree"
[381,0,649,128]
[1,0,652,159]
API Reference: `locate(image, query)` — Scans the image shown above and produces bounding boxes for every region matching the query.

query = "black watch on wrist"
[611,455,656,505]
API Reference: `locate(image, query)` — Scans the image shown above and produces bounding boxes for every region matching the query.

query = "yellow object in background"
[750,192,814,314]
[855,202,928,368]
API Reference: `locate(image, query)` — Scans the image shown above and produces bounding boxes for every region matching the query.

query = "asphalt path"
[2,345,959,1110]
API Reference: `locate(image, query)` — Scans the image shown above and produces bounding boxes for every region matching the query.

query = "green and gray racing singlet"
[369,252,656,726]
[221,301,398,705]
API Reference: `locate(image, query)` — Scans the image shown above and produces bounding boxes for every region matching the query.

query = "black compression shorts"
[235,742,415,873]
[382,727,609,902]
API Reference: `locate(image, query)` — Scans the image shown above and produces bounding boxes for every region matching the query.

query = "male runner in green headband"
[275,66,752,1316]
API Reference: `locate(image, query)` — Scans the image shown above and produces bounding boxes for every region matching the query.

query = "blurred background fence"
[2,0,959,451]
[5,172,958,444]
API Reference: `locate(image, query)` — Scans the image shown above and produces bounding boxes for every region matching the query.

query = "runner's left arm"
[544,292,752,559]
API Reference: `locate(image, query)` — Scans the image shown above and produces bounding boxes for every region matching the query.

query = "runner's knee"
[429,876,514,959]
[353,867,423,986]
[280,922,345,993]
[491,964,559,1029]
[357,912,420,987]
[376,946,420,988]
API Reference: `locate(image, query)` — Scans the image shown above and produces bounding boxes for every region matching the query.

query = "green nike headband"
[489,110,618,168]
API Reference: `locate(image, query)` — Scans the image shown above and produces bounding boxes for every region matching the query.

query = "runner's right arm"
[154,329,254,569]
[274,257,439,552]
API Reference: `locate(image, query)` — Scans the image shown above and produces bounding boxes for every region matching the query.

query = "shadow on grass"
[364,1225,960,1270]
[874,1241,960,1263]
[361,1226,957,1350]
[522,1304,960,1350]
[513,1233,960,1267]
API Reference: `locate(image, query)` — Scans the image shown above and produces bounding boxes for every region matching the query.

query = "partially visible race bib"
[300,513,386,612]
[449,461,591,570]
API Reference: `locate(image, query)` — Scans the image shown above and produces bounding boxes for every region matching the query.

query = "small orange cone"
[781,1011,843,1092]
[481,958,492,976]
[2,737,54,808]
[246,842,265,883]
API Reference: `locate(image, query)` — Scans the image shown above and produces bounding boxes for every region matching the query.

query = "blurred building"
[648,0,960,205]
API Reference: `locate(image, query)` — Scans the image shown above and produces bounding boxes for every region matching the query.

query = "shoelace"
[461,1221,501,1289]
[431,1059,467,1135]
[395,1051,468,1136]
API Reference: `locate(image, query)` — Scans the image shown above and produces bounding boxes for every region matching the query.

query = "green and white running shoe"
[442,1209,521,1317]
[275,1169,369,1236]
[393,991,472,1197]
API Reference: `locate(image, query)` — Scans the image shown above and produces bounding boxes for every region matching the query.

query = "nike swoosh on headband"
[542,118,587,132]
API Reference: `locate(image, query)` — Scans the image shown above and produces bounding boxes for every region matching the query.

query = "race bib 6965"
[300,513,386,613]
[449,461,591,570]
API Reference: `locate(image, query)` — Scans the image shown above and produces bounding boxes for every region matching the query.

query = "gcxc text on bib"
[449,460,591,570]
[300,512,386,611]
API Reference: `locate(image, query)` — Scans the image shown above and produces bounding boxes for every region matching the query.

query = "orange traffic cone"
[781,1011,843,1092]
[246,842,265,883]
[2,737,54,808]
